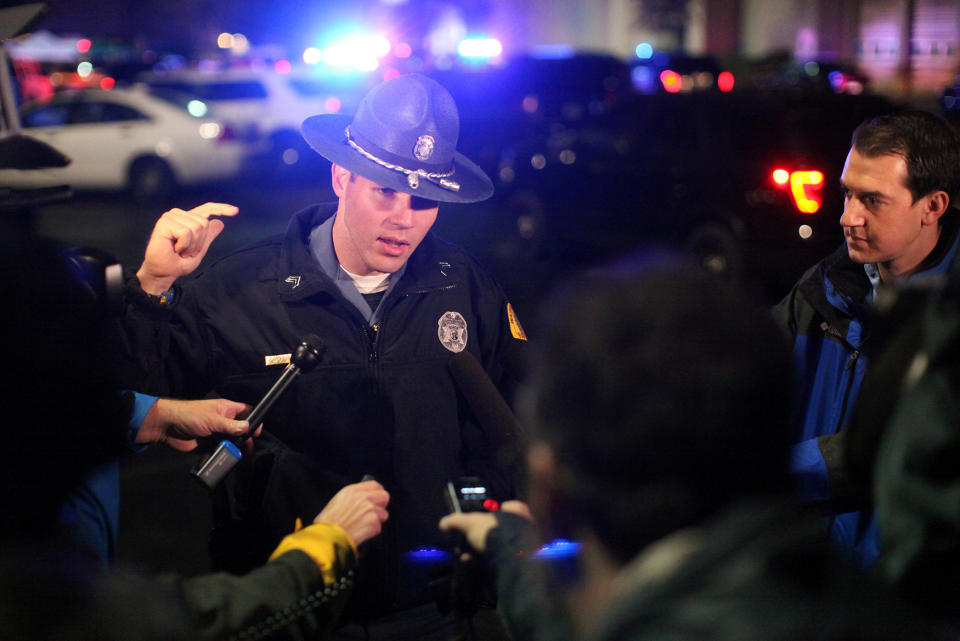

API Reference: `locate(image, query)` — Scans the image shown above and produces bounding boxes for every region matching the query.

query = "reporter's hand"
[136,202,239,295]
[439,500,532,556]
[314,481,390,546]
[137,397,251,452]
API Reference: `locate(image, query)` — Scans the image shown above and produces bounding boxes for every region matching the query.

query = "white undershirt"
[341,266,391,294]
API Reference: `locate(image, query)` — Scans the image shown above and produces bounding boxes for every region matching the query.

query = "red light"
[77,38,92,54]
[660,69,682,93]
[483,499,500,511]
[394,42,412,58]
[274,59,292,74]
[718,71,735,92]
[382,68,402,82]
[99,76,115,91]
[324,97,342,114]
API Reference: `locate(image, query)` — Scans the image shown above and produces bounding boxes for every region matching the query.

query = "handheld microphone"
[447,350,525,460]
[191,334,325,488]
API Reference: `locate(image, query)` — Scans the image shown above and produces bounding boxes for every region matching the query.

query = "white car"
[0,86,246,202]
[136,67,370,172]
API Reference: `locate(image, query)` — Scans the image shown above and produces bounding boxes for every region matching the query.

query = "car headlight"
[198,122,221,139]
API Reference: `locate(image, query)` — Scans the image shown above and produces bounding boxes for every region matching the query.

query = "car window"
[21,103,71,127]
[288,79,329,96]
[71,101,147,124]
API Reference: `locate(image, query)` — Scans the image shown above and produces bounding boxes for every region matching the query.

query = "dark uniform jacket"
[113,203,525,618]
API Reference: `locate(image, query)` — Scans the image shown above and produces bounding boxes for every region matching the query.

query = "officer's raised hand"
[137,202,238,295]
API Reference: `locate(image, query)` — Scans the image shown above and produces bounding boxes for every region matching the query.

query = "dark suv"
[435,57,896,301]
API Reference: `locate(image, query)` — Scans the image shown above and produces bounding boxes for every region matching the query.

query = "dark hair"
[851,110,960,205]
[525,252,793,563]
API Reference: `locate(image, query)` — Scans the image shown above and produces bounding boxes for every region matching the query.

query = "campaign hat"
[301,73,493,203]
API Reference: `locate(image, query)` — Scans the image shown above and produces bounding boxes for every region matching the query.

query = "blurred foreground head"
[526,252,793,563]
[0,234,126,540]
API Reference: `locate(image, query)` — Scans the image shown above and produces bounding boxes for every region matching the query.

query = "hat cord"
[345,128,461,193]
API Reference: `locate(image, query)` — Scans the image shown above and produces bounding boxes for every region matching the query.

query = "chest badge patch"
[438,311,468,353]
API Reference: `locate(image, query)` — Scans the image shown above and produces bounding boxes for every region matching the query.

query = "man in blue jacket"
[773,110,960,565]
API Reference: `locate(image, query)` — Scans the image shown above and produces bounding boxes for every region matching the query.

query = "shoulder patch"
[507,303,527,341]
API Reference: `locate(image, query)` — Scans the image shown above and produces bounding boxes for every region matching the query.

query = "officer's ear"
[331,164,351,198]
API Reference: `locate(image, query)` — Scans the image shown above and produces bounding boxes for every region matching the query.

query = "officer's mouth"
[379,237,409,255]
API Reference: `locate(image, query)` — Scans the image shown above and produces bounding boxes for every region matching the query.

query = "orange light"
[99,76,115,90]
[718,70,735,92]
[772,169,790,185]
[789,170,824,214]
[77,38,92,54]
[660,69,682,93]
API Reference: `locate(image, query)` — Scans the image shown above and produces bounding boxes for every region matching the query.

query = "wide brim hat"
[301,73,493,203]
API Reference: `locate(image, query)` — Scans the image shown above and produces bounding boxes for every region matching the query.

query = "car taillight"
[660,69,682,93]
[771,168,824,214]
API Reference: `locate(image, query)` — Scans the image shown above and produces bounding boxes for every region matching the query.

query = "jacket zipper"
[362,322,379,362]
[820,321,861,433]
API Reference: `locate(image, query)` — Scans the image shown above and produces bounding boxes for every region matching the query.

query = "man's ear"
[922,190,950,226]
[331,164,349,198]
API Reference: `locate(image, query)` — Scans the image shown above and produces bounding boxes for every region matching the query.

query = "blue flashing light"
[635,42,653,59]
[315,31,390,73]
[457,37,503,59]
[534,539,581,560]
[631,66,657,94]
[405,547,454,563]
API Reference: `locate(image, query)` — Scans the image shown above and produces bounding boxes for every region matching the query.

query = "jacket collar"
[274,203,459,302]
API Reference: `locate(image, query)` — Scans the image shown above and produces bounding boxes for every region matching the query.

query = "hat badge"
[413,135,435,161]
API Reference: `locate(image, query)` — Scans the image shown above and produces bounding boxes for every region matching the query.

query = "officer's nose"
[389,198,415,228]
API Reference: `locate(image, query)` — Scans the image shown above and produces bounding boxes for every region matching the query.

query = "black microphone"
[191,334,325,488]
[447,350,525,458]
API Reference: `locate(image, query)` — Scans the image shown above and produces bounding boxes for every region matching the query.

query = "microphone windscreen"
[447,350,524,448]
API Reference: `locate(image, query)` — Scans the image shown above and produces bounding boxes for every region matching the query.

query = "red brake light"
[718,71,735,92]
[660,70,682,93]
[483,499,500,511]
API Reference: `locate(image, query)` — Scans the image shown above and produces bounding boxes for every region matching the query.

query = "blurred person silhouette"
[0,230,391,640]
[772,110,960,566]
[111,72,526,639]
[838,264,960,631]
[1,9,390,635]
[440,253,935,641]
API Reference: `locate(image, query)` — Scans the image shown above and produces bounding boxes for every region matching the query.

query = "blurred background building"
[17,0,960,104]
